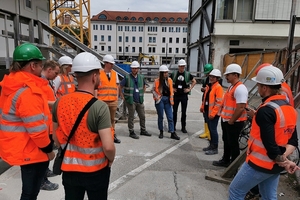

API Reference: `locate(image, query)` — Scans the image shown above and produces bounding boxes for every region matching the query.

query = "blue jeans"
[203,112,220,146]
[20,161,49,200]
[62,166,111,200]
[155,96,174,132]
[229,162,280,200]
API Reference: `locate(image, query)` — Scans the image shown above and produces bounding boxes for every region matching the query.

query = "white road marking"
[108,130,203,192]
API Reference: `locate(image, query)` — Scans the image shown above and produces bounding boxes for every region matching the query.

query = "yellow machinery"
[49,0,91,47]
[138,53,155,65]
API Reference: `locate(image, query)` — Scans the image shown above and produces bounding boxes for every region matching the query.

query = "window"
[184,18,188,22]
[162,47,165,53]
[237,0,253,20]
[161,17,167,22]
[119,36,122,42]
[162,27,167,32]
[132,47,135,53]
[182,27,188,32]
[169,27,174,32]
[98,14,107,20]
[132,26,136,32]
[139,47,142,52]
[125,36,129,42]
[108,35,111,42]
[132,36,136,43]
[148,37,156,43]
[107,25,112,30]
[125,26,130,31]
[139,26,144,32]
[93,24,98,30]
[119,46,122,52]
[149,37,152,43]
[176,38,179,43]
[139,37,142,43]
[152,47,156,53]
[146,17,151,21]
[116,16,121,20]
[131,17,136,21]
[125,46,129,52]
[108,46,111,52]
[183,38,186,43]
[182,48,186,54]
[101,35,104,41]
[169,17,175,22]
[101,46,105,51]
[175,48,179,53]
[100,25,105,30]
[123,16,129,20]
[118,26,123,31]
[176,27,180,32]
[169,48,172,53]
[169,37,172,43]
[25,0,32,9]
[154,17,159,21]
[148,26,158,32]
[148,47,152,53]
[94,45,97,50]
[94,35,97,41]
[162,37,166,43]
[177,18,182,22]
[216,0,234,20]
[138,17,144,21]
[153,37,156,43]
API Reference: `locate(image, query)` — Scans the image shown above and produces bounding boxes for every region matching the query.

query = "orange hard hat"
[255,63,272,75]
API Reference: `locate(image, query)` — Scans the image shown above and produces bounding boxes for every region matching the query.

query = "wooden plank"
[205,170,231,185]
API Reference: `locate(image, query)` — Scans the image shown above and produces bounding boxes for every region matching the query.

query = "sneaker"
[114,135,121,144]
[40,180,59,191]
[46,168,57,177]
[171,132,180,140]
[140,130,151,136]
[159,131,163,139]
[129,131,139,139]
[245,191,260,200]
[212,159,230,167]
[205,148,218,155]
[181,128,187,133]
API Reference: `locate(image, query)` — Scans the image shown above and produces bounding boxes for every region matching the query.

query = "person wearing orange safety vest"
[200,69,223,155]
[153,65,180,140]
[53,55,76,98]
[52,52,115,200]
[229,65,299,200]
[0,43,55,200]
[95,54,121,144]
[213,64,248,167]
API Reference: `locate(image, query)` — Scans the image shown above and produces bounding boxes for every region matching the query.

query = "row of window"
[93,25,188,33]
[94,45,186,54]
[93,35,187,44]
[93,24,112,31]
[98,14,188,22]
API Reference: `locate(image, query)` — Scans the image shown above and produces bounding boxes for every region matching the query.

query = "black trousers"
[173,95,188,129]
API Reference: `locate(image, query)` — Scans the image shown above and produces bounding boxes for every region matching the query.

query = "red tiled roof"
[91,10,188,23]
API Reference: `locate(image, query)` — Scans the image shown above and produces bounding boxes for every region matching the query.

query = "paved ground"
[0,83,299,200]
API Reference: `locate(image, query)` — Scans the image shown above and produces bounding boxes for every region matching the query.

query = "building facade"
[91,11,188,65]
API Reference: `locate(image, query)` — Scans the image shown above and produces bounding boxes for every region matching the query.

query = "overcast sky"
[90,0,189,16]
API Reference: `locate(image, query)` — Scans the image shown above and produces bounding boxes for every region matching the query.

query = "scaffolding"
[49,0,91,47]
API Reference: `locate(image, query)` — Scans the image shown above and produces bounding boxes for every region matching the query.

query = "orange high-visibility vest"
[41,83,56,134]
[56,92,108,172]
[246,95,297,170]
[56,74,75,98]
[281,82,294,107]
[200,81,223,118]
[97,69,118,101]
[0,72,51,165]
[220,81,247,121]
[153,78,174,105]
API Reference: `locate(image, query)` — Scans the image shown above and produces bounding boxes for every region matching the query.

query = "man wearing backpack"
[170,59,196,133]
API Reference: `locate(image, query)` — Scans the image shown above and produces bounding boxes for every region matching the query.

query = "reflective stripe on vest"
[97,70,118,101]
[201,82,223,117]
[57,75,75,97]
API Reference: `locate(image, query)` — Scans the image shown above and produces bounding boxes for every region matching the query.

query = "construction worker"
[39,60,60,191]
[213,64,248,167]
[199,63,213,139]
[52,52,115,200]
[152,65,180,140]
[0,43,55,199]
[200,69,223,155]
[229,66,299,199]
[170,59,196,133]
[53,55,75,97]
[95,54,121,144]
[119,61,151,139]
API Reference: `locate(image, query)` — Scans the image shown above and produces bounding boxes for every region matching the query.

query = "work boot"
[159,130,163,139]
[114,134,121,144]
[140,130,151,136]
[129,130,139,139]
[199,123,211,140]
[46,168,57,177]
[40,179,59,191]
[212,158,230,167]
[203,143,213,152]
[171,132,180,140]
[181,127,187,133]
[205,145,218,155]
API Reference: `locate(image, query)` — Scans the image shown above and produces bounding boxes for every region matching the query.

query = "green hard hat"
[204,63,213,74]
[13,43,45,62]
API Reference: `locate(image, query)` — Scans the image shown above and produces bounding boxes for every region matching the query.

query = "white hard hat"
[159,65,169,72]
[252,66,284,85]
[58,56,72,66]
[224,63,242,75]
[209,69,221,77]
[178,59,186,66]
[131,61,140,68]
[103,54,115,64]
[72,52,101,73]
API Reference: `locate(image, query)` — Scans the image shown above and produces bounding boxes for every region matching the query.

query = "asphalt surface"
[0,83,299,200]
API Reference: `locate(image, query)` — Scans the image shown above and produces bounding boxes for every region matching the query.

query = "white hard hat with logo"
[209,69,221,77]
[103,54,115,64]
[159,65,169,72]
[131,61,140,68]
[178,59,186,66]
[224,63,242,75]
[252,66,284,85]
[58,56,72,66]
[72,52,101,73]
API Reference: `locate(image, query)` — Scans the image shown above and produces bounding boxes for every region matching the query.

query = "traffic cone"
[199,123,211,140]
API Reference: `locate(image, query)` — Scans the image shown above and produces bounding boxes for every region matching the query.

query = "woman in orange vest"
[200,69,223,155]
[153,65,180,140]
[229,66,299,199]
